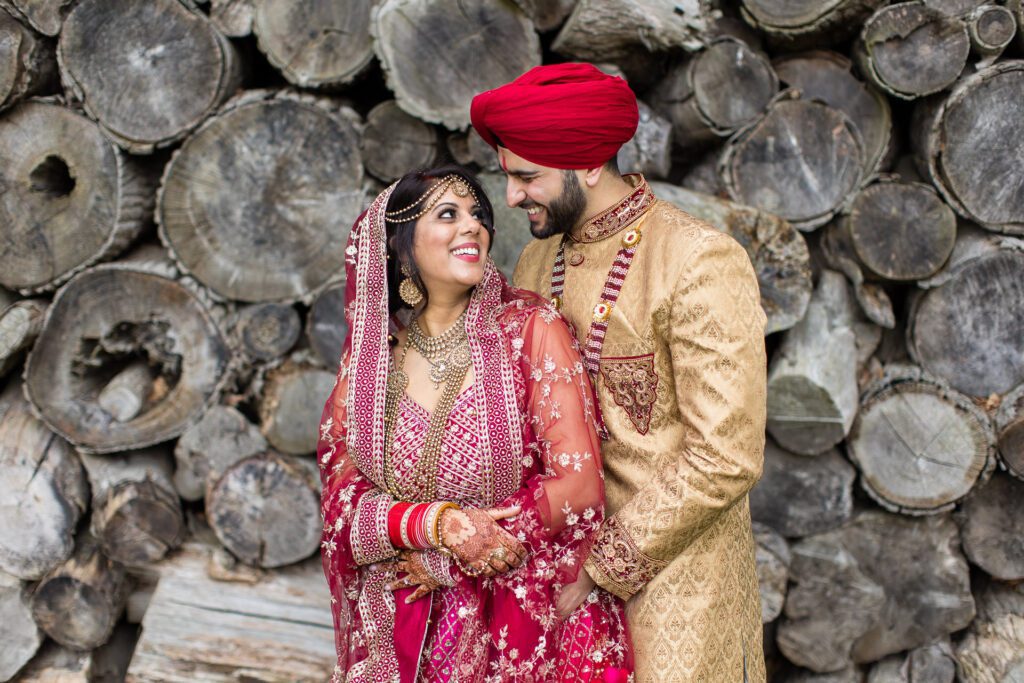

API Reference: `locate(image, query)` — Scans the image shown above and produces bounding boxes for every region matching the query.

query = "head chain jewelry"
[384,175,478,224]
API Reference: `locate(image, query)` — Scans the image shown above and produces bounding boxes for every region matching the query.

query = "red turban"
[470,63,639,170]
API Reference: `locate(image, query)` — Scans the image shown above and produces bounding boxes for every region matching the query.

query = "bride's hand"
[386,551,439,603]
[440,505,526,577]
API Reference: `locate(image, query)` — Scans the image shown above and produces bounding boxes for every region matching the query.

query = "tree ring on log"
[994,382,1024,480]
[740,0,889,49]
[958,473,1024,580]
[158,92,363,303]
[0,9,57,112]
[372,0,541,130]
[967,5,1016,56]
[91,478,185,566]
[361,100,438,182]
[0,102,153,293]
[24,264,232,453]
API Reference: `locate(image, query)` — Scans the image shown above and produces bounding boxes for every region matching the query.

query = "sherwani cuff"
[585,516,669,601]
[349,489,398,565]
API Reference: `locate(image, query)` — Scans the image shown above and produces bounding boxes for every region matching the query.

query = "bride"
[317,165,632,682]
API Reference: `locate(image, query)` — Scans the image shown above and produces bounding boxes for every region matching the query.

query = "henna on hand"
[440,507,526,577]
[386,551,440,604]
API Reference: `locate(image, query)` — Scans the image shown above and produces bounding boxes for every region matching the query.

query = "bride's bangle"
[429,502,461,551]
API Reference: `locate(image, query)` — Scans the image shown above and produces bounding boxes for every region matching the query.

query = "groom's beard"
[527,171,587,239]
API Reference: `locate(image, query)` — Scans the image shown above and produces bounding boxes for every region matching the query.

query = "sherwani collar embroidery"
[570,173,654,243]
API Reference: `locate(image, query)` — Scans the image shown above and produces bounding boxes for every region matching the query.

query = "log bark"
[0,571,43,681]
[173,404,267,501]
[847,364,996,514]
[0,298,46,379]
[125,543,334,681]
[511,0,576,32]
[79,447,185,566]
[208,0,253,37]
[24,261,233,453]
[721,94,865,231]
[0,393,88,581]
[820,221,895,329]
[750,440,856,537]
[258,361,336,455]
[0,101,154,294]
[907,233,1024,397]
[0,0,69,36]
[867,640,956,683]
[230,303,301,363]
[855,2,969,100]
[774,50,893,179]
[0,8,56,111]
[372,0,541,130]
[30,535,128,651]
[994,381,1024,480]
[553,0,714,61]
[678,146,726,197]
[958,473,1024,581]
[766,271,859,454]
[361,100,438,183]
[252,0,373,88]
[911,61,1024,235]
[306,281,347,369]
[966,5,1017,62]
[13,639,95,682]
[616,101,671,179]
[923,0,988,15]
[650,181,813,334]
[57,0,241,154]
[649,37,777,150]
[954,579,1024,683]
[206,452,322,568]
[740,0,889,49]
[158,90,364,303]
[754,522,790,624]
[778,511,974,672]
[479,171,535,281]
[840,180,957,281]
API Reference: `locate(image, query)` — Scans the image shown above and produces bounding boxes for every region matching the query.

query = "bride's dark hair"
[385,164,495,314]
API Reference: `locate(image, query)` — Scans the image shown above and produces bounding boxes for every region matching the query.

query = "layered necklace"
[383,309,471,500]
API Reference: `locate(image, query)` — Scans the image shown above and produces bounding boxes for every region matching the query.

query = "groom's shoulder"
[511,235,560,291]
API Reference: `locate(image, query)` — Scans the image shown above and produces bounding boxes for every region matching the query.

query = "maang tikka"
[399,263,424,307]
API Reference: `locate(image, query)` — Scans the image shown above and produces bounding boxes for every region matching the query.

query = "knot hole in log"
[29,156,75,199]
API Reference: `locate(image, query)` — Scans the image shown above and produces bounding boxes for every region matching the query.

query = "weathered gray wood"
[30,535,128,651]
[0,0,69,36]
[1012,0,1024,49]
[820,220,896,329]
[847,364,996,514]
[649,37,777,150]
[0,8,56,111]
[750,440,855,537]
[967,5,1016,63]
[125,543,334,681]
[774,51,893,179]
[252,0,373,88]
[782,668,863,683]
[553,0,713,61]
[0,101,154,294]
[841,180,957,281]
[651,181,813,334]
[258,361,336,455]
[767,271,859,454]
[511,0,576,31]
[0,299,46,379]
[208,0,253,37]
[958,473,1024,581]
[855,2,970,100]
[721,95,865,231]
[158,90,364,303]
[678,146,726,197]
[955,579,1024,683]
[373,0,541,130]
[0,571,43,681]
[616,101,671,179]
[361,100,438,183]
[911,61,1024,235]
[907,233,1024,397]
[779,511,975,672]
[867,640,956,683]
[13,639,95,682]
[753,522,790,623]
[740,0,889,49]
[24,262,233,453]
[231,303,301,363]
[994,381,1024,480]
[0,393,87,581]
[173,405,267,502]
[924,0,988,15]
[306,281,347,369]
[479,171,534,281]
[57,0,242,154]
[79,447,185,566]
[97,361,155,424]
[206,452,322,568]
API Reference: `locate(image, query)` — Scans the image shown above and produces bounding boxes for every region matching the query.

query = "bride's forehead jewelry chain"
[383,175,478,223]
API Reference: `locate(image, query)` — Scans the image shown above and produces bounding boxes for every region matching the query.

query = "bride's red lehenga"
[317,187,632,683]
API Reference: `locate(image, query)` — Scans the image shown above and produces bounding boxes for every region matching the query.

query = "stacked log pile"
[0,0,1021,680]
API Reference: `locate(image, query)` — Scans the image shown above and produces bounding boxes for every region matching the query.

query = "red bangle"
[407,504,430,549]
[387,502,413,548]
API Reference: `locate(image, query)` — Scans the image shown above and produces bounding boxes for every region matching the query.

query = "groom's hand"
[556,569,596,619]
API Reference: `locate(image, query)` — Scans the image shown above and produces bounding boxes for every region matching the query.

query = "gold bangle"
[433,502,461,551]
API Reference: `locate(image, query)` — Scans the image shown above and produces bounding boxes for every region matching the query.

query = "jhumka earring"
[399,263,424,307]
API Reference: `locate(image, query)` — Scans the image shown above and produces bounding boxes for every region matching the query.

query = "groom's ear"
[583,165,604,188]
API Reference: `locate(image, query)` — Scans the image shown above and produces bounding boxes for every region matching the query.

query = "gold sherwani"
[513,176,767,682]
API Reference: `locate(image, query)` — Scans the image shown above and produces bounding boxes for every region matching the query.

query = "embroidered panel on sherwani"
[514,176,768,683]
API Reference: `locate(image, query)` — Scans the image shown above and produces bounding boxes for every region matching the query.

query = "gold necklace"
[409,311,471,389]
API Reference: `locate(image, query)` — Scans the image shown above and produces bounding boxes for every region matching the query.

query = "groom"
[472,64,767,682]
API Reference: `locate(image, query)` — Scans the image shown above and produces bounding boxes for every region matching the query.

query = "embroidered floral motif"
[585,516,668,602]
[599,354,659,435]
